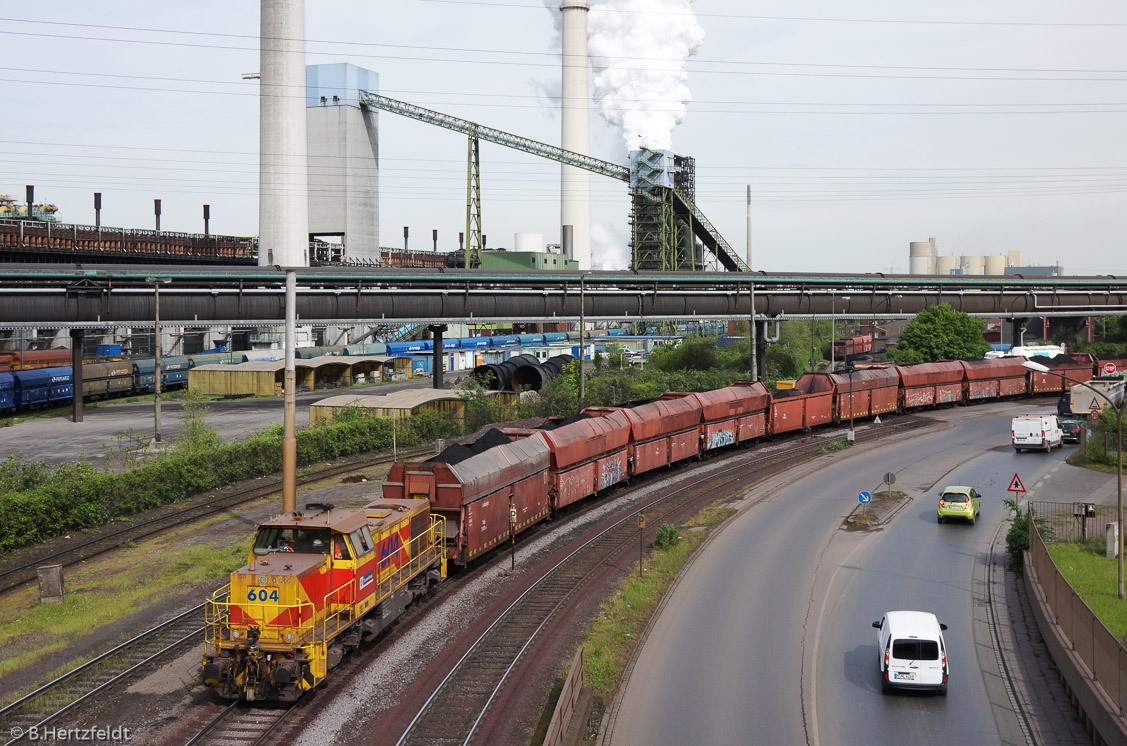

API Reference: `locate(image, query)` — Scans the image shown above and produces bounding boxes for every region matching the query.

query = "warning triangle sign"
[1008,473,1026,493]
[1090,399,1103,414]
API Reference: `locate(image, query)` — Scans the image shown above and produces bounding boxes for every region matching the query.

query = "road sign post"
[859,490,872,521]
[1008,473,1026,494]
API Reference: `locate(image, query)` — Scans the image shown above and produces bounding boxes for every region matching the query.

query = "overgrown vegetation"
[1003,497,1054,568]
[818,438,852,455]
[0,402,459,553]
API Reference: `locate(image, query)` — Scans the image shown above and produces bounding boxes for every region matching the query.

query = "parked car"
[873,610,949,695]
[1011,414,1063,453]
[1060,418,1081,444]
[937,485,981,524]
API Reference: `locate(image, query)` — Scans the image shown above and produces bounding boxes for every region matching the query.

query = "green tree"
[887,303,991,364]
[765,320,831,382]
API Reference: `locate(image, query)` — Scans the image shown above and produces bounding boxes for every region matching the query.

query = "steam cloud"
[588,0,705,153]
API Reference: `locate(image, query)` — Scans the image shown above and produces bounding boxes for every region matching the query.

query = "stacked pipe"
[472,353,576,391]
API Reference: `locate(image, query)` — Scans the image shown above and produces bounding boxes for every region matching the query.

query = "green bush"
[0,407,460,554]
[1004,497,1054,569]
[652,523,680,550]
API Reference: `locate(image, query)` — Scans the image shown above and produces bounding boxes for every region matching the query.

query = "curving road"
[605,402,1093,746]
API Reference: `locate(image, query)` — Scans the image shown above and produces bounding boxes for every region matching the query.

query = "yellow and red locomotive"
[202,499,445,701]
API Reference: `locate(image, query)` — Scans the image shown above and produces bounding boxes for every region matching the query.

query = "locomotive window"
[253,527,333,555]
[348,528,373,557]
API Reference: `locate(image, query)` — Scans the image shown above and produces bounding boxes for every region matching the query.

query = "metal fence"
[1028,506,1127,713]
[1027,500,1118,544]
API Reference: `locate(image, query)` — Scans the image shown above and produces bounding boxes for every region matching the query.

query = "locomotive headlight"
[231,628,241,640]
[284,630,296,643]
[257,575,269,585]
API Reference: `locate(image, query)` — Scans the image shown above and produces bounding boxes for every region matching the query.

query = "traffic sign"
[1104,362,1118,375]
[1090,399,1103,415]
[1008,473,1026,494]
[858,491,873,504]
[884,473,896,486]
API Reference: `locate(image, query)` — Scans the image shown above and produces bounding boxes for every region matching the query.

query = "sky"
[2,1,1125,274]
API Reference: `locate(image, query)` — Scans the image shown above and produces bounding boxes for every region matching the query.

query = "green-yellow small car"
[937,486,981,525]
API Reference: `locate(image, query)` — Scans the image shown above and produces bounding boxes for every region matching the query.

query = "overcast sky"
[3,1,1125,274]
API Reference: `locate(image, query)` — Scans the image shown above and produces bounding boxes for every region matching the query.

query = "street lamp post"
[1023,360,1124,599]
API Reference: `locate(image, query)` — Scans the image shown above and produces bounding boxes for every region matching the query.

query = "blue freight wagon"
[386,340,432,355]
[12,366,73,407]
[132,359,157,392]
[160,356,191,387]
[0,371,13,411]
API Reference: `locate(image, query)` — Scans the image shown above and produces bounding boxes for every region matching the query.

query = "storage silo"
[1007,250,1022,267]
[961,255,985,275]
[984,255,1006,275]
[936,256,959,275]
[514,232,545,252]
[909,238,936,274]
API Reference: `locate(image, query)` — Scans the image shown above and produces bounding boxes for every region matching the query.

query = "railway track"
[183,700,295,746]
[0,446,432,594]
[0,599,220,745]
[394,419,926,746]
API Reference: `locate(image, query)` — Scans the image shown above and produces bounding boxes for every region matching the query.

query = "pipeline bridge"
[0,265,1124,330]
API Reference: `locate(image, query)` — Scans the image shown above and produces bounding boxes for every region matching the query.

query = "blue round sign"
[858,491,873,504]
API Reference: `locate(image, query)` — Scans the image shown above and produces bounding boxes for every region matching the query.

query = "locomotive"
[201,499,446,701]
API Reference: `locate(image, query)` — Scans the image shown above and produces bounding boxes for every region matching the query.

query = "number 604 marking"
[247,588,279,602]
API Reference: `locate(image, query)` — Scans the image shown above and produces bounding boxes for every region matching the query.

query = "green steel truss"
[360,93,748,273]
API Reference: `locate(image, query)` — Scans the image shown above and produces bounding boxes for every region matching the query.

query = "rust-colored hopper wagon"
[383,429,551,565]
[588,395,703,477]
[827,367,900,421]
[894,362,965,410]
[769,373,835,435]
[959,358,1028,401]
[663,381,771,452]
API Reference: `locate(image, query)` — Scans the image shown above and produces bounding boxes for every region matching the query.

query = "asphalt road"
[607,402,1093,746]
[0,377,451,468]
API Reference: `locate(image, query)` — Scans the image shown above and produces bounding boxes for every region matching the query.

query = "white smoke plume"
[587,0,705,153]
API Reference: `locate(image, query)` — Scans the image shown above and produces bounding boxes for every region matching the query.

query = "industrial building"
[908,238,1061,277]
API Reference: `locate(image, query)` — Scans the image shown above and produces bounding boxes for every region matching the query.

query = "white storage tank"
[909,238,936,274]
[961,255,985,275]
[936,256,959,275]
[514,232,545,253]
[1007,249,1023,267]
[984,255,1006,275]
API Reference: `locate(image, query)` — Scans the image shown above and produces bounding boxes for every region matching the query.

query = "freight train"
[201,351,1126,701]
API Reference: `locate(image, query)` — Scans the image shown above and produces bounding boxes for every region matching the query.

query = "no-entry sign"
[1104,362,1117,375]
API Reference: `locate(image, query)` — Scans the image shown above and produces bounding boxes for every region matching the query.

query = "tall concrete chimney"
[259,0,310,267]
[745,185,752,269]
[561,2,591,270]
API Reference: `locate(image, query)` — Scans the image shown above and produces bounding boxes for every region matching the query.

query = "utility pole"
[282,270,297,514]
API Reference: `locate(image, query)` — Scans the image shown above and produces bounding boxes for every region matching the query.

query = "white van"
[1011,414,1063,452]
[873,610,948,695]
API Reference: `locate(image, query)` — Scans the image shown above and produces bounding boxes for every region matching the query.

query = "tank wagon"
[202,499,446,701]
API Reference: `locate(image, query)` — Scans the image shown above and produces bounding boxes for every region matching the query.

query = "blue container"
[97,344,123,357]
[411,356,432,374]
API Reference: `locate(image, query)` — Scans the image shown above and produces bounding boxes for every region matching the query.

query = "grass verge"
[536,503,735,740]
[0,512,254,701]
[1047,541,1127,639]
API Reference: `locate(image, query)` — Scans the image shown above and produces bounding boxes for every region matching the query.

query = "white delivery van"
[873,610,949,695]
[1011,414,1063,452]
